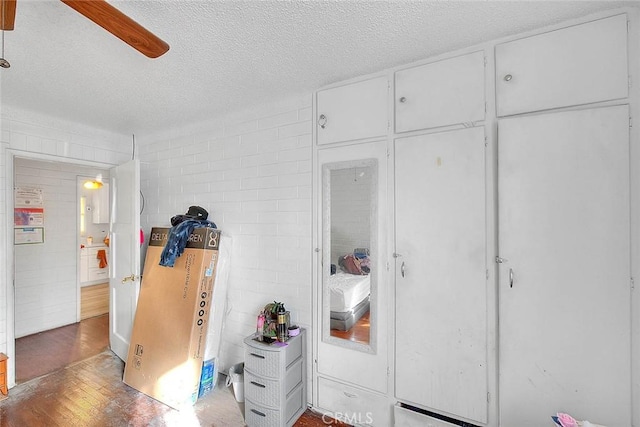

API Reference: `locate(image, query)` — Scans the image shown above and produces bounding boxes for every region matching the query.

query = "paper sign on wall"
[14,187,43,207]
[14,207,44,226]
[15,227,45,245]
[14,187,45,244]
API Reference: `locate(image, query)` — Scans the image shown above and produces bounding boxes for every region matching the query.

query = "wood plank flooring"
[16,314,109,383]
[80,283,109,320]
[2,351,247,427]
[331,311,370,345]
[8,315,351,426]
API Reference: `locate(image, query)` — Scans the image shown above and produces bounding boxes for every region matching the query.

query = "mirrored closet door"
[315,139,389,395]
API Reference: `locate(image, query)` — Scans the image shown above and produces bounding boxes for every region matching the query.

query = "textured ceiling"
[0,0,637,137]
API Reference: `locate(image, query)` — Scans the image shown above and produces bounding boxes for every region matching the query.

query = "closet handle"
[250,381,266,388]
[509,268,514,288]
[318,114,327,129]
[401,261,405,278]
[249,353,265,359]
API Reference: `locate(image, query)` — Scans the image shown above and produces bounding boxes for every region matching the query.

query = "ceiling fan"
[0,0,169,58]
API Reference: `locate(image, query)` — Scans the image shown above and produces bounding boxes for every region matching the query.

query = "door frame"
[4,148,114,388]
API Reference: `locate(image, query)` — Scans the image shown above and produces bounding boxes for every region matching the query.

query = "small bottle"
[256,311,265,341]
[277,305,287,342]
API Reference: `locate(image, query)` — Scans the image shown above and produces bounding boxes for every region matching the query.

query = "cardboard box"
[123,226,221,409]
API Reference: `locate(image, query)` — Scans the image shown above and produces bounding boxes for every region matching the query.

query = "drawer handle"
[344,391,358,398]
[251,409,267,417]
[249,353,265,359]
[250,381,266,388]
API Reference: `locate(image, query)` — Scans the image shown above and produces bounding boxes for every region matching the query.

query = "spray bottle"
[256,311,266,341]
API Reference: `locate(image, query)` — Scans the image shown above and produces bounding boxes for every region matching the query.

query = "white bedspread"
[328,272,371,312]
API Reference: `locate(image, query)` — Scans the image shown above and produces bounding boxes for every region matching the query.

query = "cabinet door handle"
[504,74,513,82]
[344,391,358,398]
[399,96,407,103]
[249,352,265,359]
[250,381,266,388]
[318,114,327,129]
[251,409,267,417]
[401,261,405,278]
[509,268,514,288]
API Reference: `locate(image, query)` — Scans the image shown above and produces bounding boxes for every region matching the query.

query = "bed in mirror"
[322,160,377,350]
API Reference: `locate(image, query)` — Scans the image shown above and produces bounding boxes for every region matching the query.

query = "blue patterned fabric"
[159,219,217,267]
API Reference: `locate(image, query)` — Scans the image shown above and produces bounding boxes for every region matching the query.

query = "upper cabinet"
[496,14,628,117]
[316,76,389,145]
[92,183,110,224]
[395,51,486,133]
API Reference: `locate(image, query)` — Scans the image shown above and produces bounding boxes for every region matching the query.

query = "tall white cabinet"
[312,8,638,427]
[395,126,487,424]
[314,77,392,425]
[498,106,631,427]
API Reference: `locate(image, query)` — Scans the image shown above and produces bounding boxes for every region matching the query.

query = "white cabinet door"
[395,127,487,424]
[80,252,89,283]
[498,106,631,427]
[496,14,628,116]
[316,76,388,145]
[395,51,485,133]
[316,140,389,395]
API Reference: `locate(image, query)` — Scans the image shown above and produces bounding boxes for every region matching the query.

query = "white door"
[316,140,389,394]
[395,51,485,133]
[495,13,628,117]
[109,159,141,361]
[316,76,389,145]
[498,106,631,427]
[394,127,487,424]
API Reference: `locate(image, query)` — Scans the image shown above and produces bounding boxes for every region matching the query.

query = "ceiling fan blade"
[0,0,17,31]
[60,0,169,58]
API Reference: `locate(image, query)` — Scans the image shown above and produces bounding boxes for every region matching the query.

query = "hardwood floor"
[1,351,246,427]
[7,315,350,426]
[80,283,109,320]
[16,314,109,383]
[330,311,370,344]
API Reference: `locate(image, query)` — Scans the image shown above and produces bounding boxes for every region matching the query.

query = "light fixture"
[84,174,103,189]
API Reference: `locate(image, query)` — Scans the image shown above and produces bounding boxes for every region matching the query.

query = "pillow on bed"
[339,254,366,275]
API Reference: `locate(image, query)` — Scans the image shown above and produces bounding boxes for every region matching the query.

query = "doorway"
[77,175,110,321]
[6,152,113,386]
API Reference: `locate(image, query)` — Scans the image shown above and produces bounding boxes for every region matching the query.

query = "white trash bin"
[226,362,244,402]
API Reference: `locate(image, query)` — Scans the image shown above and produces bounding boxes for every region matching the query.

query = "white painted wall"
[137,94,313,376]
[13,159,109,337]
[0,106,132,359]
[0,97,314,390]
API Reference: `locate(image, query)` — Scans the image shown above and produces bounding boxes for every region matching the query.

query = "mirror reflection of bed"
[328,260,371,344]
[328,164,374,346]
